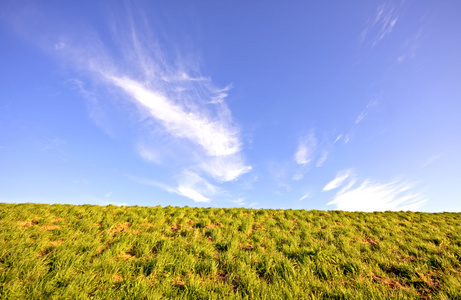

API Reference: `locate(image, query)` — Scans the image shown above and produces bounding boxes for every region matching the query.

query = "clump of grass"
[0,203,460,299]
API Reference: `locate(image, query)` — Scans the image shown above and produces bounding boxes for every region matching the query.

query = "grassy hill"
[0,203,460,299]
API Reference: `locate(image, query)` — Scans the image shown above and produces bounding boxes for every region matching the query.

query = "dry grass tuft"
[364,238,379,247]
[113,222,130,234]
[372,274,402,289]
[41,225,60,231]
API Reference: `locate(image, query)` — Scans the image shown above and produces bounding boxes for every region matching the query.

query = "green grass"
[0,203,460,299]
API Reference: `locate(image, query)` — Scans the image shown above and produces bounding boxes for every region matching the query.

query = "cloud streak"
[295,131,317,165]
[324,170,426,212]
[323,170,352,191]
[125,172,217,203]
[361,3,400,47]
[5,2,251,203]
[355,100,378,124]
[108,75,242,157]
[316,150,328,167]
[292,130,330,181]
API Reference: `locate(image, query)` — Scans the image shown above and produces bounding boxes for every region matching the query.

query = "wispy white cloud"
[136,142,163,164]
[208,85,233,104]
[199,155,252,182]
[125,171,218,203]
[295,131,317,165]
[231,198,246,206]
[177,186,210,203]
[324,170,427,211]
[355,100,378,124]
[6,2,251,203]
[54,42,65,50]
[421,153,443,169]
[33,135,69,161]
[176,171,219,203]
[69,79,117,138]
[361,3,400,47]
[72,179,89,185]
[398,28,423,63]
[124,174,177,194]
[291,173,304,181]
[102,8,251,189]
[292,130,329,181]
[236,174,259,191]
[334,97,380,146]
[39,137,67,150]
[323,170,352,191]
[108,75,242,157]
[268,161,292,190]
[298,192,311,201]
[316,150,328,167]
[333,134,342,144]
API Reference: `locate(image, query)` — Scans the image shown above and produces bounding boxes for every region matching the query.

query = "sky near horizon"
[1,1,460,212]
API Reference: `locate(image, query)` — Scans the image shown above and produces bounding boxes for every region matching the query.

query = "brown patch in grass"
[173,281,185,290]
[48,239,63,247]
[258,243,266,252]
[171,224,180,232]
[205,222,224,230]
[118,252,134,260]
[41,225,60,231]
[349,236,358,243]
[239,243,254,251]
[18,221,36,228]
[37,247,55,258]
[51,217,64,223]
[372,274,402,289]
[416,271,440,290]
[216,271,228,281]
[113,274,123,282]
[340,279,354,286]
[336,222,343,226]
[131,229,142,235]
[394,251,417,262]
[363,238,379,247]
[113,222,130,234]
[252,222,265,231]
[96,241,114,255]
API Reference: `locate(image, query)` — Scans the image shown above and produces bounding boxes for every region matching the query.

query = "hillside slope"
[0,203,460,299]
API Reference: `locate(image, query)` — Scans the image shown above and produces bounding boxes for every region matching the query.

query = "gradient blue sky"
[1,1,460,212]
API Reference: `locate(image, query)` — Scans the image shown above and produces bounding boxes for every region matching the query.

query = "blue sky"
[1,1,460,212]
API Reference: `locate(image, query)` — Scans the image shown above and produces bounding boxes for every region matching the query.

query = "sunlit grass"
[0,203,460,299]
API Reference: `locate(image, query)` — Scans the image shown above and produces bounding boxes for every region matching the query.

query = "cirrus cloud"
[5,1,252,203]
[324,170,427,212]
